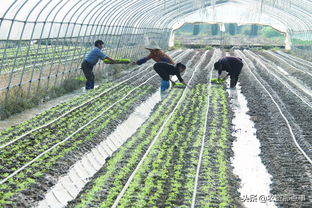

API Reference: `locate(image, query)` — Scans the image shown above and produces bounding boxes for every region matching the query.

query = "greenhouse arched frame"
[0,0,311,115]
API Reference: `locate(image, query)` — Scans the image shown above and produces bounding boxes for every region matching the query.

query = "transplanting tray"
[173,83,186,88]
[103,58,131,64]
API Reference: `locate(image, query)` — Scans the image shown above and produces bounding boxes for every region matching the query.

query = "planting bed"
[1,48,312,208]
[0,50,194,207]
[236,49,312,207]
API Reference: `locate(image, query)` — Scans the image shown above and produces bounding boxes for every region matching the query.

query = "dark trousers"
[230,74,239,88]
[81,60,95,90]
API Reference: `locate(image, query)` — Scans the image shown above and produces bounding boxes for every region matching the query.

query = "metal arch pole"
[77,0,118,56]
[111,0,156,59]
[92,1,130,59]
[75,0,118,78]
[125,0,181,44]
[0,0,19,75]
[64,1,107,80]
[84,0,129,75]
[128,6,171,50]
[55,1,95,87]
[10,0,47,101]
[52,1,88,90]
[67,1,112,80]
[0,0,19,113]
[3,0,31,106]
[88,0,121,47]
[108,1,146,59]
[145,2,199,45]
[31,0,70,94]
[91,1,126,75]
[56,0,111,85]
[118,1,157,59]
[93,0,131,56]
[42,0,73,94]
[136,0,181,28]
[125,3,161,57]
[79,0,117,46]
[29,0,58,97]
[107,0,144,59]
[149,1,190,29]
[98,0,143,59]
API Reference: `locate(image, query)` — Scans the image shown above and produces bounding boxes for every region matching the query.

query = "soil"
[238,49,312,207]
[1,48,312,207]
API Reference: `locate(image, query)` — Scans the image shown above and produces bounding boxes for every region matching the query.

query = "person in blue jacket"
[81,40,116,90]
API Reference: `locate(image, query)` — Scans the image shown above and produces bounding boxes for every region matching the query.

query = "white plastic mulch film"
[0,0,311,110]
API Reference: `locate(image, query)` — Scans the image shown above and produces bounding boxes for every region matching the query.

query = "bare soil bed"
[238,49,312,207]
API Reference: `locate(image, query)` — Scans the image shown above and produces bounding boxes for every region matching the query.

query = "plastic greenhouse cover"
[172,1,287,31]
[0,0,312,40]
[0,0,115,40]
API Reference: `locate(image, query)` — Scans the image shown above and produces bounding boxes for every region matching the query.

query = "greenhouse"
[0,0,311,207]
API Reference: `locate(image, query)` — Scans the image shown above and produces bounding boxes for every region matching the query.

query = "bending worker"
[135,40,174,65]
[81,40,117,90]
[153,62,190,93]
[214,56,243,88]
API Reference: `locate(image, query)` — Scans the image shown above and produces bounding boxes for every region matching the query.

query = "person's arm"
[218,61,231,80]
[104,57,117,64]
[99,49,117,64]
[176,72,192,88]
[169,77,176,86]
[217,66,223,79]
[136,53,152,65]
[220,73,229,80]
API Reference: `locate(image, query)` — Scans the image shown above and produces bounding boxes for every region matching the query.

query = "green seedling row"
[67,89,184,208]
[0,84,142,176]
[0,84,157,206]
[0,83,132,146]
[68,84,210,208]
[1,46,87,73]
[118,84,208,207]
[195,85,233,207]
[0,82,114,141]
[0,69,155,145]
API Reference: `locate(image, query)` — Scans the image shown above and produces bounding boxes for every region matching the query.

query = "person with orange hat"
[135,40,174,65]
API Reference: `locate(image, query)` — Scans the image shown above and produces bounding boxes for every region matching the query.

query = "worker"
[214,56,243,88]
[153,62,190,94]
[135,40,175,65]
[81,40,117,90]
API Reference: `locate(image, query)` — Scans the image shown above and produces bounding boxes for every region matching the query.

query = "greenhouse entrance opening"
[173,23,286,49]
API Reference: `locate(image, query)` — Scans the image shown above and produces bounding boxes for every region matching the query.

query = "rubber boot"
[85,81,93,90]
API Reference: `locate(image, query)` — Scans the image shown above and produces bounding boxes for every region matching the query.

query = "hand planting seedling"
[210,78,225,84]
[173,82,187,88]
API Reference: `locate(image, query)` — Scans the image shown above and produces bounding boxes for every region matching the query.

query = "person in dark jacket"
[153,62,189,92]
[214,56,243,88]
[81,40,117,90]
